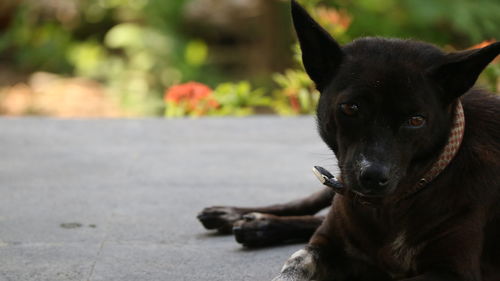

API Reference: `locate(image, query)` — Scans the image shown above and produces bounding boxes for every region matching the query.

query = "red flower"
[289,95,301,113]
[316,7,351,30]
[164,82,219,114]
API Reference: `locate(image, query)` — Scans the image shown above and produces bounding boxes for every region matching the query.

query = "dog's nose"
[359,165,390,190]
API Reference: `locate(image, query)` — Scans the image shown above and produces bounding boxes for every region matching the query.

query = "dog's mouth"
[347,186,387,205]
[351,192,385,205]
[350,189,385,198]
[313,166,386,205]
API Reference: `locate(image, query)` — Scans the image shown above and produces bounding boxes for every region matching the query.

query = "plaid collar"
[417,101,465,186]
[396,100,465,202]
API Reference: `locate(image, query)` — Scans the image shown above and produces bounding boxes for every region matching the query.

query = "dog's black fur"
[198,1,500,280]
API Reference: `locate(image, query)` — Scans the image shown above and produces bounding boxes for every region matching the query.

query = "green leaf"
[185,40,208,66]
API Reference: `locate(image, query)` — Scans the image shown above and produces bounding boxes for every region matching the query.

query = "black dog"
[198,1,500,280]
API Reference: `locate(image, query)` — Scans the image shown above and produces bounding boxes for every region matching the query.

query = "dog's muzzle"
[312,166,383,205]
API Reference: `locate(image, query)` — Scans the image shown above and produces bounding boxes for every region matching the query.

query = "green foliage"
[0,6,73,72]
[1,0,499,117]
[272,69,319,115]
[69,22,176,115]
[165,99,218,118]
[402,0,500,44]
[0,0,222,116]
[184,40,209,67]
[164,81,271,118]
[270,0,500,117]
[317,0,500,46]
[481,63,500,93]
[71,0,218,116]
[212,81,271,116]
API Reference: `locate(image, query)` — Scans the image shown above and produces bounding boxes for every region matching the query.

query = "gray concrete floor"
[0,117,337,281]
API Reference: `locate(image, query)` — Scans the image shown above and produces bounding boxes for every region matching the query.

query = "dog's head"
[291,0,500,198]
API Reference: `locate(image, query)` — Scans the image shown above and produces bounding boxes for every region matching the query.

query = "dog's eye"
[407,116,426,128]
[340,103,359,116]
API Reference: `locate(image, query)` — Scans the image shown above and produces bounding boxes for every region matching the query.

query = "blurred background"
[0,0,499,118]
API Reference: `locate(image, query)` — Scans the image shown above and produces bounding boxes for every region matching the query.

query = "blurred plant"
[294,0,352,43]
[271,0,500,117]
[164,81,271,117]
[401,0,500,45]
[68,22,178,115]
[164,82,218,117]
[0,0,221,116]
[65,0,217,116]
[483,64,500,93]
[1,0,499,118]
[316,6,352,37]
[272,69,319,115]
[317,0,500,47]
[211,81,271,116]
[0,4,74,72]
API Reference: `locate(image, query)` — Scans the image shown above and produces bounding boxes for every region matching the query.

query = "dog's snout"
[359,164,390,190]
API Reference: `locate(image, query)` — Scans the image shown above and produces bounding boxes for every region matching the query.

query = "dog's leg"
[272,247,318,281]
[272,244,391,281]
[197,187,334,233]
[272,206,393,281]
[232,214,324,247]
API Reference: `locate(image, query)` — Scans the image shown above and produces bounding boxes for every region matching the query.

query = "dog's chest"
[379,232,424,278]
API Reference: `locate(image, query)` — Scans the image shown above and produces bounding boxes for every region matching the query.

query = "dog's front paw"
[232,212,282,247]
[271,249,317,281]
[197,206,245,233]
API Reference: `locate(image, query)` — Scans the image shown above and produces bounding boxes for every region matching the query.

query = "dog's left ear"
[291,0,343,92]
[429,42,500,104]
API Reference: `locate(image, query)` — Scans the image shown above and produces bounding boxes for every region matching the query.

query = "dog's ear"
[429,42,500,104]
[291,0,343,92]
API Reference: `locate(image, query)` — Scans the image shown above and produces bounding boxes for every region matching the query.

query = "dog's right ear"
[428,42,500,104]
[291,0,343,92]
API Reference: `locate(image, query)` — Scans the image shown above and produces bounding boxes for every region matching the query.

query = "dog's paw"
[233,213,316,247]
[197,206,245,233]
[232,212,282,247]
[271,249,316,281]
